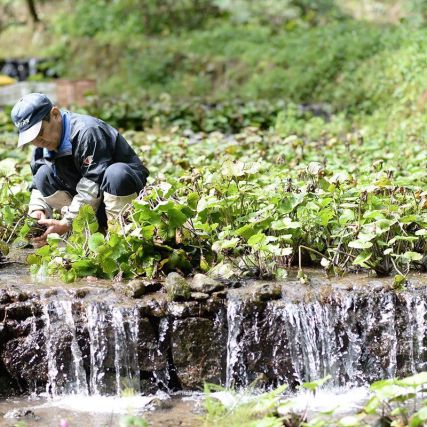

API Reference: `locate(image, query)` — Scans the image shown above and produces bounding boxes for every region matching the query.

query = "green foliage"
[203,372,427,427]
[119,415,148,427]
[11,109,427,282]
[4,1,427,283]
[203,382,289,427]
[47,2,392,105]
[0,168,30,248]
[83,96,288,133]
[213,0,343,27]
[54,0,221,38]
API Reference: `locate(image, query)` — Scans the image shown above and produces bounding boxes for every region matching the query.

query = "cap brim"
[17,121,42,148]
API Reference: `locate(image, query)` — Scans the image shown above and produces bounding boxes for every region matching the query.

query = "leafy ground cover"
[1,2,427,285]
[0,102,426,285]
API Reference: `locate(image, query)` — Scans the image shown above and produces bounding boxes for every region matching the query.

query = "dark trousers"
[33,162,146,226]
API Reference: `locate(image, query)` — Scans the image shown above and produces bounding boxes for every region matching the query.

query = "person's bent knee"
[102,163,140,196]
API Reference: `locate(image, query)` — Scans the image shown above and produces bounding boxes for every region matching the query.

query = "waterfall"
[224,287,427,389]
[43,301,88,396]
[42,299,141,396]
[10,280,427,397]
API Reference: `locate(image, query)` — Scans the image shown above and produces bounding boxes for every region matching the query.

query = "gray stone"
[250,282,282,302]
[165,273,191,301]
[125,279,147,298]
[208,262,241,280]
[190,274,224,294]
[191,292,210,301]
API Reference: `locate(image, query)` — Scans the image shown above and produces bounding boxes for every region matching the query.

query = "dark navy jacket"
[30,111,149,194]
[28,111,149,221]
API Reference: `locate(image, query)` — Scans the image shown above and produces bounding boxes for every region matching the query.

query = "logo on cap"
[14,118,30,129]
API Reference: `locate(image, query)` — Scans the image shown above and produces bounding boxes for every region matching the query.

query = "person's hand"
[30,210,46,220]
[32,218,70,248]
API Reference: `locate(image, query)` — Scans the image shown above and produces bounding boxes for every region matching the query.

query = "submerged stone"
[4,408,40,420]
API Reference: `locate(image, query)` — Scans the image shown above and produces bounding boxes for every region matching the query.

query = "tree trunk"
[26,0,40,23]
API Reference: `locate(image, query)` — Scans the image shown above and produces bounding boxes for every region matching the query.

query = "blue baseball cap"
[11,93,53,147]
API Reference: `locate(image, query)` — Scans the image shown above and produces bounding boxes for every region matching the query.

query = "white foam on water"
[281,386,370,415]
[210,386,370,417]
[33,393,169,414]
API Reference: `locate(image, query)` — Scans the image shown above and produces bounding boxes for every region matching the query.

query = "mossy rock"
[165,273,191,301]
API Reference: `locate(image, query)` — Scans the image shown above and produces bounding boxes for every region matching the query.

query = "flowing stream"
[1,265,427,425]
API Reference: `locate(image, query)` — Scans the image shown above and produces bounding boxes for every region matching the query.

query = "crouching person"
[11,93,149,247]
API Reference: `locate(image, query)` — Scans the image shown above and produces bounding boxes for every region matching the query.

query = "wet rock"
[167,297,226,318]
[210,290,227,302]
[0,354,20,397]
[143,281,163,294]
[168,301,204,318]
[171,316,227,388]
[1,328,48,389]
[74,288,91,299]
[226,280,243,289]
[4,408,40,420]
[225,297,298,388]
[17,292,29,302]
[138,318,167,372]
[6,301,42,320]
[43,289,58,298]
[191,292,209,301]
[0,290,12,304]
[150,396,173,410]
[120,279,162,299]
[125,280,147,298]
[165,273,191,302]
[190,274,224,294]
[139,296,168,317]
[3,317,43,339]
[250,283,282,302]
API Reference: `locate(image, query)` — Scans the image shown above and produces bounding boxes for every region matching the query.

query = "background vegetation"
[2,1,427,284]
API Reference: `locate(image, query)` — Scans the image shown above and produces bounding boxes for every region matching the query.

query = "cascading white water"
[151,317,171,389]
[61,301,89,395]
[224,288,427,389]
[225,298,246,388]
[43,300,141,396]
[39,283,427,397]
[111,306,140,394]
[43,301,88,396]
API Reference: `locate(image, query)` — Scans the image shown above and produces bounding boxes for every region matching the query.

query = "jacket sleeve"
[28,148,52,215]
[61,178,102,224]
[28,189,52,216]
[62,128,111,224]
